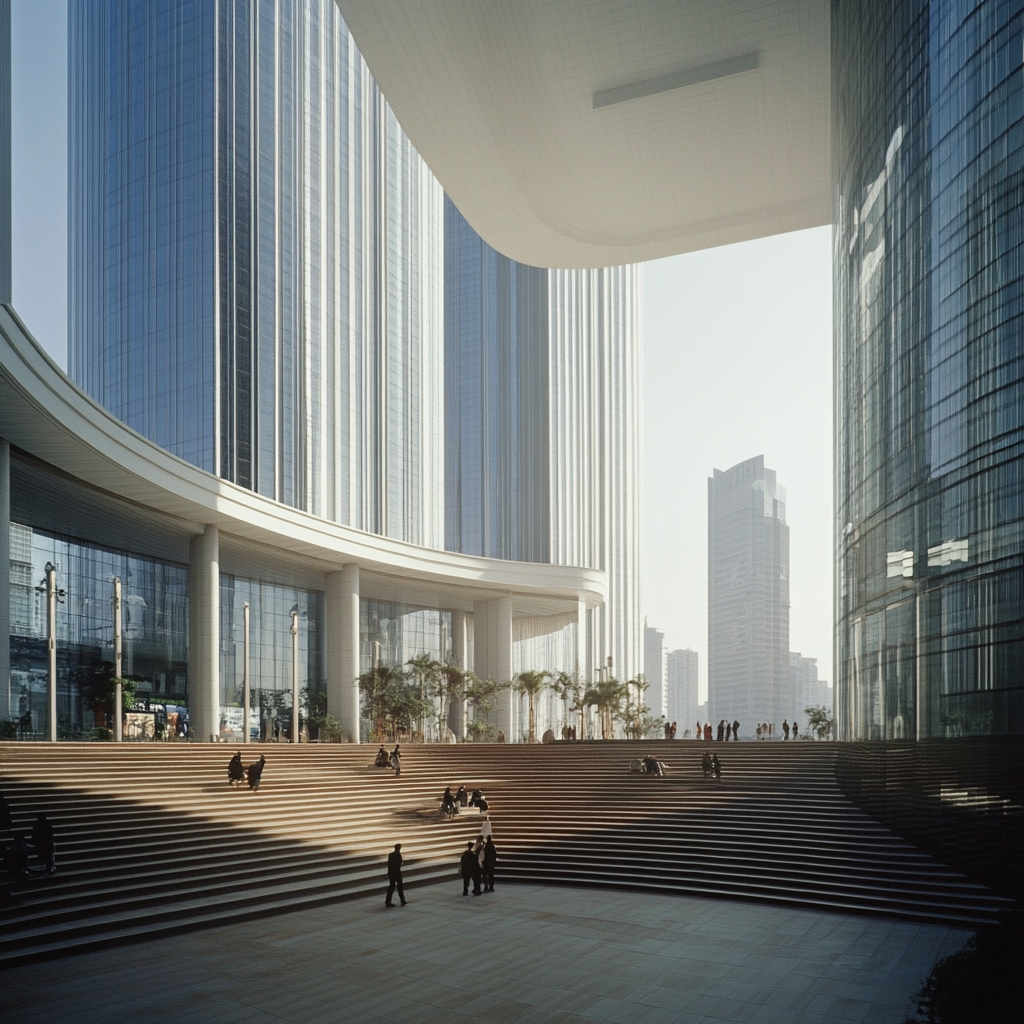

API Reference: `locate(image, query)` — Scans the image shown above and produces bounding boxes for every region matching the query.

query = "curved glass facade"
[444,200,642,683]
[833,0,1024,739]
[68,0,443,548]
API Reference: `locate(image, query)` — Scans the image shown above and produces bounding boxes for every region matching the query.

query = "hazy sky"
[10,3,835,701]
[643,230,833,702]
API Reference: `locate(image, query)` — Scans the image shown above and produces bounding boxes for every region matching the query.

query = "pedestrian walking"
[793,721,799,740]
[783,720,790,741]
[716,720,725,742]
[479,813,493,840]
[31,814,56,875]
[704,722,712,741]
[390,744,402,776]
[670,721,677,740]
[695,719,702,740]
[732,720,740,741]
[385,843,407,906]
[711,753,722,779]
[227,751,245,785]
[483,836,497,892]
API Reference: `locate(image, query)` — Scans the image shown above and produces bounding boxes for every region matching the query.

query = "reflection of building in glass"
[444,198,642,688]
[834,0,1023,739]
[68,0,443,547]
[708,456,790,730]
[8,522,34,635]
[666,648,698,735]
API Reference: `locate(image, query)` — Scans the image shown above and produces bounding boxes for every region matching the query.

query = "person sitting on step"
[440,787,457,818]
[247,755,266,792]
[469,789,488,812]
[228,751,245,786]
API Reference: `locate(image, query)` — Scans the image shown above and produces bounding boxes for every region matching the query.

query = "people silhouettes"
[247,754,266,792]
[385,843,407,906]
[460,841,477,896]
[390,744,402,776]
[732,720,740,741]
[716,720,725,742]
[31,814,56,875]
[783,720,790,741]
[482,836,497,892]
[227,751,245,785]
[792,721,799,740]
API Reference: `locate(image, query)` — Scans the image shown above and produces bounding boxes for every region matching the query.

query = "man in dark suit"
[460,841,476,895]
[482,836,497,893]
[385,843,407,907]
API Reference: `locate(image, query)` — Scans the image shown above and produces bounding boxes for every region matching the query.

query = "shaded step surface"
[0,740,1013,966]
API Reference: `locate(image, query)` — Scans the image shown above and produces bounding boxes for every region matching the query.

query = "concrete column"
[449,609,467,740]
[0,437,10,721]
[473,594,513,741]
[575,598,587,683]
[326,565,360,743]
[188,525,220,742]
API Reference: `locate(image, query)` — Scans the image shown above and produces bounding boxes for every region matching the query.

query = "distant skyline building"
[68,0,444,548]
[666,648,698,735]
[708,456,790,734]
[445,199,642,689]
[789,653,829,726]
[643,621,665,720]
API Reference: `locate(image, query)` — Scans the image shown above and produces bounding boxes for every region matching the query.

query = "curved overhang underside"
[336,0,831,268]
[0,306,606,617]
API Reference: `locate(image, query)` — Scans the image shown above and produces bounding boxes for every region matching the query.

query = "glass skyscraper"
[444,199,642,685]
[708,456,790,731]
[68,0,443,548]
[834,0,1023,739]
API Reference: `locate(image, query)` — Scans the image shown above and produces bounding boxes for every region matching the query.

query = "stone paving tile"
[5,884,971,1024]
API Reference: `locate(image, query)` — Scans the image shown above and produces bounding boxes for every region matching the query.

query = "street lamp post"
[113,576,123,742]
[290,609,300,743]
[242,602,250,744]
[36,563,65,742]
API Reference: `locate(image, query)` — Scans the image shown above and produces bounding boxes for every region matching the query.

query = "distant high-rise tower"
[666,648,698,733]
[643,621,665,719]
[68,0,444,547]
[708,456,790,730]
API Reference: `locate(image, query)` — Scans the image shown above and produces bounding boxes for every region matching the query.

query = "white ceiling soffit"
[336,0,831,268]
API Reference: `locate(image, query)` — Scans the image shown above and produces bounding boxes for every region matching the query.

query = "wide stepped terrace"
[0,740,1011,967]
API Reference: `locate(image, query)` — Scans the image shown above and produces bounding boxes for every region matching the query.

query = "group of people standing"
[695,720,741,741]
[755,720,799,740]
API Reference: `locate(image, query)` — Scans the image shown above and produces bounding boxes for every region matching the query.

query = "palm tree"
[625,673,650,739]
[514,669,551,743]
[583,677,628,739]
[550,670,580,738]
[406,652,441,742]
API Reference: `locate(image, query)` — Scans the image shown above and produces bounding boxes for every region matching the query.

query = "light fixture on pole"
[113,577,123,742]
[242,602,250,744]
[290,608,300,743]
[36,562,65,743]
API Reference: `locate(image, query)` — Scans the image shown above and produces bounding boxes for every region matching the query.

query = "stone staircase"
[0,740,1012,967]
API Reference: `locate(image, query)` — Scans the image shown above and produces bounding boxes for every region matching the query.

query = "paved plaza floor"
[6,883,969,1024]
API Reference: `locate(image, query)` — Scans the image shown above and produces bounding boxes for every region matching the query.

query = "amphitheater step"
[0,741,1013,966]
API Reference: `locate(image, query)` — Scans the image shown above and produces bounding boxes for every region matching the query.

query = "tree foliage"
[804,704,834,741]
[359,665,431,742]
[584,677,628,739]
[514,669,551,743]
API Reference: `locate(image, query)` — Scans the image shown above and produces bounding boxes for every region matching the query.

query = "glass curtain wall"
[219,577,323,741]
[833,0,1023,740]
[444,199,643,688]
[68,0,444,548]
[8,523,188,739]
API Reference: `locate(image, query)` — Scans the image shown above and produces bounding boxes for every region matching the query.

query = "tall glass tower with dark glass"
[68,0,444,548]
[833,0,1023,740]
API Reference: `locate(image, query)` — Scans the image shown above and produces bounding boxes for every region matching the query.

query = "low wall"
[834,739,1024,904]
